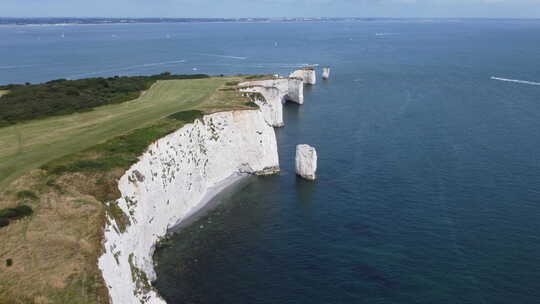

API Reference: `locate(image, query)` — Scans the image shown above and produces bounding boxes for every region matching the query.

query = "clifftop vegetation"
[0,73,209,127]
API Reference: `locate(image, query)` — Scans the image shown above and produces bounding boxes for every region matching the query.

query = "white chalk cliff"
[290,69,317,85]
[239,78,304,127]
[295,144,318,181]
[98,110,279,304]
[239,86,284,127]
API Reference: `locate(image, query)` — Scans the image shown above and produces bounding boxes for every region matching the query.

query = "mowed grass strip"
[0,78,234,189]
[0,90,8,98]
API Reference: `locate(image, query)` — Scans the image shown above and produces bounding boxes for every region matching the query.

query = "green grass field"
[0,77,250,189]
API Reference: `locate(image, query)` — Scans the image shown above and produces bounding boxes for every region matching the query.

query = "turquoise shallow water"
[2,19,540,303]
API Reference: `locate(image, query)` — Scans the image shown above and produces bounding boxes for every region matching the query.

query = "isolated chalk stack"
[322,66,331,80]
[295,144,318,181]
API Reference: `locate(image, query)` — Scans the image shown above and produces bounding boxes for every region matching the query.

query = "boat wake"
[199,53,247,60]
[491,76,540,86]
[0,64,41,69]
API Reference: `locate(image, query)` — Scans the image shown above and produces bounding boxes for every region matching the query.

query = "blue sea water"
[2,19,540,303]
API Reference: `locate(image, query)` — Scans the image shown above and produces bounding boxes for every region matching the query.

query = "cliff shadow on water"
[167,175,261,233]
[153,174,285,303]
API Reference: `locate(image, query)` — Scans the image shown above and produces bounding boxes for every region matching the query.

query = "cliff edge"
[99,110,279,303]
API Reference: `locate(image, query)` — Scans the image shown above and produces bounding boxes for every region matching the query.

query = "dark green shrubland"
[16,190,38,201]
[0,73,209,126]
[167,110,204,122]
[0,205,33,229]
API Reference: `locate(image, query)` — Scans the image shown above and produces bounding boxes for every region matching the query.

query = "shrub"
[0,205,33,219]
[45,158,132,175]
[244,74,267,80]
[106,203,130,233]
[14,205,33,217]
[168,110,204,122]
[0,217,9,228]
[16,190,38,201]
[6,259,12,267]
[0,209,17,218]
[244,102,259,108]
[69,160,106,171]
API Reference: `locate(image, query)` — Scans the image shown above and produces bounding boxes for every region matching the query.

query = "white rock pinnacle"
[322,67,330,80]
[295,144,317,180]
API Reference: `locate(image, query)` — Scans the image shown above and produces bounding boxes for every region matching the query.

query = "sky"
[2,0,540,18]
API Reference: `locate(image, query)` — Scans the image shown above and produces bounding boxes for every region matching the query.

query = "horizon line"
[2,16,540,20]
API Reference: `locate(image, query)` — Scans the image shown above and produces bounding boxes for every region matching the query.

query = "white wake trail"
[0,64,41,69]
[199,53,247,60]
[491,76,540,86]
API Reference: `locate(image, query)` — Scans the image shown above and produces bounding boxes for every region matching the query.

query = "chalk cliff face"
[240,86,284,127]
[98,110,279,304]
[239,78,304,127]
[290,69,317,85]
[295,144,318,181]
[287,78,304,104]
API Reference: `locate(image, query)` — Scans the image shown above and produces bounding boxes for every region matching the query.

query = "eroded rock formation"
[239,77,304,127]
[295,144,318,181]
[290,68,317,85]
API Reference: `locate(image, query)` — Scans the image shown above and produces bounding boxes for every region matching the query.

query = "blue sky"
[2,0,540,18]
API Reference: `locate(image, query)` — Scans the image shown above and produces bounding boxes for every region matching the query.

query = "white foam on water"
[491,76,540,86]
[0,64,41,69]
[139,60,185,67]
[199,53,247,60]
[301,63,319,67]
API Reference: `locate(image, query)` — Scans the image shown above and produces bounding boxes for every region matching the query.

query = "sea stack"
[290,67,317,85]
[322,66,331,80]
[287,78,304,104]
[295,144,318,181]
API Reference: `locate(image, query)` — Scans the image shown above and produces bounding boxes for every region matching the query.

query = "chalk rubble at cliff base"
[295,144,318,181]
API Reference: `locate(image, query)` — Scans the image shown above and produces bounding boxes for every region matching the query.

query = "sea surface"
[2,19,540,303]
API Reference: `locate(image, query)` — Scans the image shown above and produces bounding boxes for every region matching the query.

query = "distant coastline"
[0,17,360,26]
[2,17,538,26]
